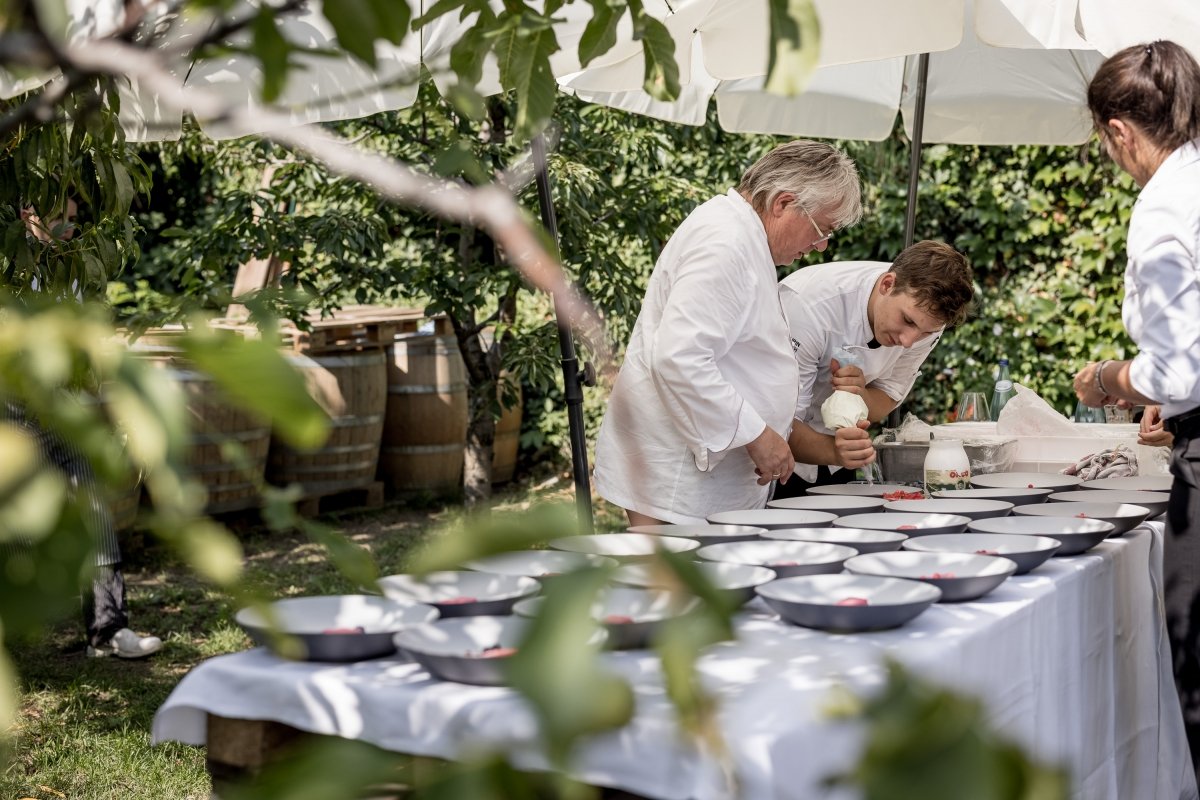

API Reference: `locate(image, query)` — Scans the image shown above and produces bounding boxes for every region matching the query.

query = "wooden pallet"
[282,308,453,353]
[295,480,385,517]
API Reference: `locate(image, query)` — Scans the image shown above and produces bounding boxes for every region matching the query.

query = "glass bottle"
[990,358,1014,421]
[924,436,971,494]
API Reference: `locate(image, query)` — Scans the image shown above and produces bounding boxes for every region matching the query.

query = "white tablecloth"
[154,523,1198,800]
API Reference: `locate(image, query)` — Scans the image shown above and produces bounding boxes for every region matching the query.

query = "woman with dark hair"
[1072,39,1200,780]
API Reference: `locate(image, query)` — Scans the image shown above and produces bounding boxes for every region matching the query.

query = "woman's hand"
[1073,362,1114,408]
[829,358,867,395]
[1138,404,1174,447]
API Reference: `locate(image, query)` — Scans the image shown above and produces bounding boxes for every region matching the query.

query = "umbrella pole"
[902,52,931,249]
[532,132,595,534]
[889,53,932,432]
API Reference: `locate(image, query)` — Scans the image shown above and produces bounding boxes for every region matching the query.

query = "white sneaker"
[87,628,163,659]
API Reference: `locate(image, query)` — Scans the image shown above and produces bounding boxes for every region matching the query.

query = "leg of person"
[34,419,161,659]
[772,465,859,501]
[1163,423,1200,786]
[627,509,669,527]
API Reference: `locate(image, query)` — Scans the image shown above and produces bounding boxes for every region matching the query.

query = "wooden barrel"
[491,386,523,484]
[128,332,271,514]
[267,349,387,496]
[378,333,467,493]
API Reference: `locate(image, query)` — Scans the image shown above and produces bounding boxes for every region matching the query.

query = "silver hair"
[737,140,863,230]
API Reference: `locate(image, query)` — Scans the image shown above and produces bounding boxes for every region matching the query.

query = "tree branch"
[60,37,609,365]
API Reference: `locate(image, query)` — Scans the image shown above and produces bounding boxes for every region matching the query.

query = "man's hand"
[834,420,876,469]
[830,358,867,396]
[1073,362,1113,408]
[1139,405,1174,447]
[746,426,795,486]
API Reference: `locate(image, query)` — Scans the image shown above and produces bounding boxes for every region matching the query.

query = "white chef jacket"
[779,260,939,482]
[1122,137,1200,420]
[593,189,799,524]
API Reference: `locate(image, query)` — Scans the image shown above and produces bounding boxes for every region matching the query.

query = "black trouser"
[1164,409,1200,786]
[772,464,858,501]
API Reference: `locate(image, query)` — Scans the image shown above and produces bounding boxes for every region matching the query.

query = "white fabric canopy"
[561,0,1107,144]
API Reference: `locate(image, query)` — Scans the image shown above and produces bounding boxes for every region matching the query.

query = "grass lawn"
[1,480,627,800]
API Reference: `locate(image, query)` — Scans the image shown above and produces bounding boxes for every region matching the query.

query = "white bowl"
[465,550,616,581]
[627,523,766,546]
[766,495,886,516]
[611,561,775,607]
[933,487,1052,505]
[514,586,695,649]
[901,533,1061,575]
[377,571,540,618]
[548,533,701,562]
[1013,502,1151,536]
[762,527,907,554]
[1047,489,1169,518]
[696,540,856,578]
[834,512,971,536]
[394,616,527,685]
[1080,476,1173,493]
[845,551,1017,602]
[706,509,838,529]
[805,483,921,498]
[970,472,1083,491]
[236,594,439,662]
[967,515,1113,555]
[883,498,1013,520]
[756,574,941,632]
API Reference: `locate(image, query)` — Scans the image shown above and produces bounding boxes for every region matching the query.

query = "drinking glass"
[955,392,991,423]
[1073,400,1105,423]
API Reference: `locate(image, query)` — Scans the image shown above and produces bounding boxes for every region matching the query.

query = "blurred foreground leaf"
[827,660,1070,800]
[410,503,578,574]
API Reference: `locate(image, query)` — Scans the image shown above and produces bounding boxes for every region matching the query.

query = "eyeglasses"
[799,205,833,245]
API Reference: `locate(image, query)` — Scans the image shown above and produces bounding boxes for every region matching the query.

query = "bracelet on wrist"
[1094,360,1110,397]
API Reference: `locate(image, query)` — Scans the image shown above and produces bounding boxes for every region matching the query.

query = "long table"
[153,523,1197,799]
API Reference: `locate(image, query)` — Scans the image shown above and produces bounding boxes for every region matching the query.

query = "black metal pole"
[889,52,931,431]
[532,132,594,534]
[902,53,930,249]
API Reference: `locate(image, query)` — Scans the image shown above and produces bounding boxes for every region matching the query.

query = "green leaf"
[174,518,244,585]
[252,8,292,103]
[765,0,821,96]
[409,503,577,574]
[433,140,489,183]
[494,13,560,141]
[324,0,382,66]
[365,0,412,43]
[179,328,329,451]
[635,15,679,101]
[579,0,625,67]
[301,520,378,590]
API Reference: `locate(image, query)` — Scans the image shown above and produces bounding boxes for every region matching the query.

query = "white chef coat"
[778,260,939,482]
[1122,137,1200,420]
[593,189,799,524]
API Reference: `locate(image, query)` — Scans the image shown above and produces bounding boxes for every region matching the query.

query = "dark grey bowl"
[1081,476,1173,493]
[1013,502,1151,536]
[835,512,971,537]
[627,523,767,546]
[696,540,856,578]
[883,498,1013,520]
[611,562,775,608]
[378,571,540,618]
[706,509,838,530]
[1047,489,1169,518]
[845,551,1017,602]
[395,616,527,686]
[934,487,1052,505]
[901,533,1061,575]
[515,587,694,650]
[766,495,886,516]
[968,515,1114,555]
[762,527,907,554]
[757,574,941,632]
[970,472,1082,492]
[236,595,439,662]
[805,483,919,498]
